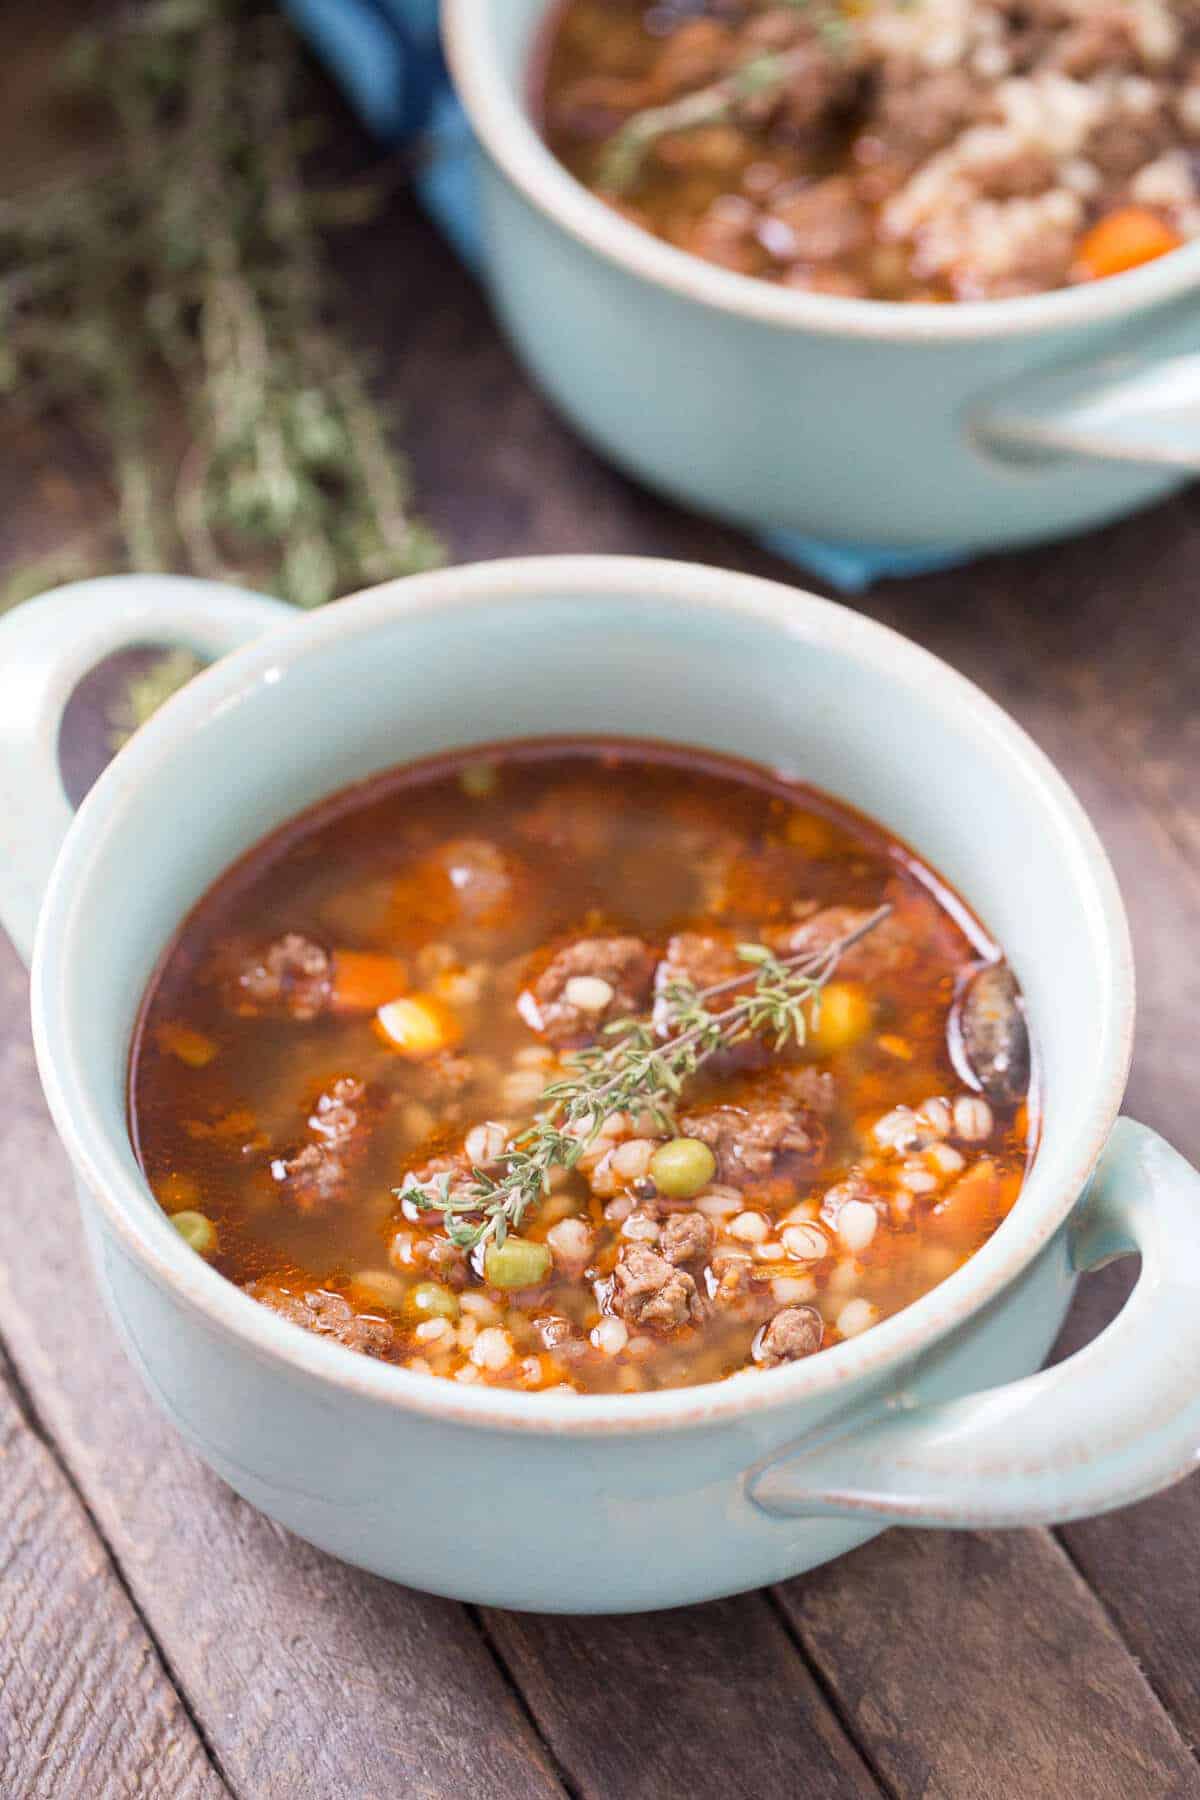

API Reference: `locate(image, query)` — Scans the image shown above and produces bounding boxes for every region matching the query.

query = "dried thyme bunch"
[0,0,442,726]
[400,905,890,1253]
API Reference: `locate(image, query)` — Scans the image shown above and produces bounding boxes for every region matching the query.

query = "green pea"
[648,1137,717,1200]
[170,1209,217,1256]
[459,761,498,799]
[484,1236,552,1290]
[407,1281,460,1322]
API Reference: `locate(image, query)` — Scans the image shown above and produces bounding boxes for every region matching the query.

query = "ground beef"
[514,781,624,859]
[402,1150,475,1209]
[972,215,1079,298]
[1054,9,1152,79]
[780,1065,838,1117]
[678,1093,819,1187]
[272,1076,368,1212]
[521,935,657,1046]
[275,1142,349,1211]
[611,1242,704,1332]
[653,930,741,1026]
[972,144,1059,200]
[414,1239,464,1292]
[1085,106,1174,180]
[659,1210,715,1266]
[754,1304,824,1367]
[871,63,983,171]
[431,838,521,925]
[708,1245,774,1315]
[768,176,872,261]
[246,1279,395,1357]
[683,198,763,272]
[766,900,913,983]
[229,933,331,1020]
[751,22,856,135]
[410,1050,481,1108]
[652,928,784,1073]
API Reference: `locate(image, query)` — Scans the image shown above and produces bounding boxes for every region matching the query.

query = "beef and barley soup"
[130,741,1035,1395]
[539,0,1200,300]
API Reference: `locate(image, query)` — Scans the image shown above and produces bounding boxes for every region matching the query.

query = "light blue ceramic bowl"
[1,557,1199,1613]
[444,0,1200,553]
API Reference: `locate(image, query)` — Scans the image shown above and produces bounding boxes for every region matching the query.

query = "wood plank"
[0,1352,227,1800]
[481,1596,881,1800]
[0,943,564,1800]
[775,1528,1200,1800]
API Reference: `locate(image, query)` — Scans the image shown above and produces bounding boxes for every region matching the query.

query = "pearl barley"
[729,1211,769,1244]
[564,975,614,1013]
[954,1095,994,1141]
[591,1317,629,1355]
[836,1200,878,1253]
[782,1222,828,1262]
[837,1298,879,1338]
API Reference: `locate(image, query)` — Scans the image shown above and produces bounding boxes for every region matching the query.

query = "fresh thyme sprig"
[594,5,852,193]
[397,905,890,1255]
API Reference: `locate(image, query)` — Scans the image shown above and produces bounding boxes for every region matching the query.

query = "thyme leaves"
[397,905,890,1255]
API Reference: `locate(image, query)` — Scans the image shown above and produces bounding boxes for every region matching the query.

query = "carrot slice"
[374,993,461,1058]
[1075,207,1182,281]
[156,1021,219,1067]
[329,950,408,1014]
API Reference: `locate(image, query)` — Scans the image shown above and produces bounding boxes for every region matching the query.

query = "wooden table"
[5,43,1200,1800]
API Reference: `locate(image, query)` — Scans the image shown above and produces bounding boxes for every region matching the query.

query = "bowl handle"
[0,574,292,966]
[972,303,1200,469]
[749,1118,1200,1527]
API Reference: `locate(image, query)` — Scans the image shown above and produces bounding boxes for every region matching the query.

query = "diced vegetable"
[351,1268,409,1310]
[156,1022,219,1067]
[648,1136,717,1200]
[156,1170,200,1210]
[375,993,461,1056]
[329,949,409,1013]
[808,980,872,1053]
[781,812,836,857]
[1075,208,1182,282]
[484,1237,553,1290]
[170,1209,217,1255]
[406,1281,460,1321]
[459,761,498,798]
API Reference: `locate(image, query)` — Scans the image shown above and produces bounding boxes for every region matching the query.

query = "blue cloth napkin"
[284,0,969,592]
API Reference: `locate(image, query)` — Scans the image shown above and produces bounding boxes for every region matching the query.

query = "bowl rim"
[442,0,1200,345]
[31,554,1135,1436]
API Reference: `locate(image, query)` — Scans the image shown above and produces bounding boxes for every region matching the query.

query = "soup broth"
[539,0,1200,301]
[130,740,1035,1395]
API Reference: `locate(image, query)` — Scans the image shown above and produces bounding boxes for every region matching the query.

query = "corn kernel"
[809,981,873,1054]
[156,1022,219,1068]
[782,813,836,856]
[375,993,461,1057]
